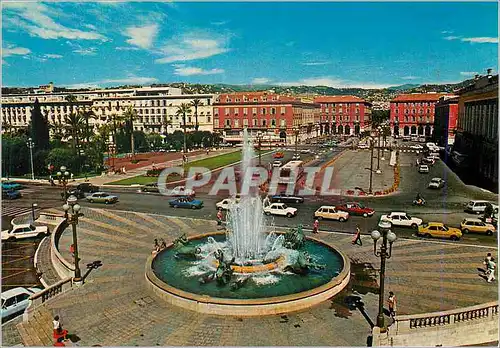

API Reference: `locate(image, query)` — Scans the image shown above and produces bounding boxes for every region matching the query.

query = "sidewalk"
[314,149,396,195]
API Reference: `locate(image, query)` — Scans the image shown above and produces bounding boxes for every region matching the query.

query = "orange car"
[273,152,284,159]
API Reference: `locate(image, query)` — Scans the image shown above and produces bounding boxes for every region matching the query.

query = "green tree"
[1,135,30,177]
[80,107,96,144]
[190,98,203,131]
[123,106,139,157]
[147,133,164,150]
[63,112,85,153]
[29,98,50,150]
[46,148,77,172]
[370,110,390,128]
[176,103,192,154]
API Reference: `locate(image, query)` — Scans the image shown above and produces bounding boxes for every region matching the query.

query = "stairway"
[16,307,55,346]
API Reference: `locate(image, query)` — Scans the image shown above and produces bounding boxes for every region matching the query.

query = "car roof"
[431,177,442,180]
[1,287,31,300]
[10,223,32,228]
[463,218,483,222]
[390,212,407,215]
[426,222,444,226]
[318,205,336,209]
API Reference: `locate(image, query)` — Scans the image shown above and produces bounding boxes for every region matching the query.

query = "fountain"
[146,129,350,316]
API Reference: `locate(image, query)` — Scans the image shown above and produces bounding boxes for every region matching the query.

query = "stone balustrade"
[50,218,75,279]
[372,301,499,346]
[23,277,73,322]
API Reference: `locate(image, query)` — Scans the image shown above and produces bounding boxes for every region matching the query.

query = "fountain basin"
[146,232,350,316]
[211,255,287,273]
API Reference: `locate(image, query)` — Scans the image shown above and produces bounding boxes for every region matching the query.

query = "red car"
[335,202,375,217]
[273,152,285,159]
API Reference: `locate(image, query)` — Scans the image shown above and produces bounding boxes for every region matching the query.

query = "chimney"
[474,74,480,80]
[487,68,492,80]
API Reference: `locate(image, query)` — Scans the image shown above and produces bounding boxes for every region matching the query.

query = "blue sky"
[2,1,498,89]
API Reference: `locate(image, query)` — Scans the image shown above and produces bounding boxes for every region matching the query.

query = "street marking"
[1,206,39,217]
[79,216,135,236]
[133,212,175,232]
[2,256,32,265]
[92,209,157,236]
[2,269,32,280]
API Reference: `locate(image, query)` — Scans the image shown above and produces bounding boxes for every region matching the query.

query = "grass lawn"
[107,150,250,186]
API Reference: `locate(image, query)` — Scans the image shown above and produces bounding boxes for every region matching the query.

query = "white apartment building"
[1,86,215,136]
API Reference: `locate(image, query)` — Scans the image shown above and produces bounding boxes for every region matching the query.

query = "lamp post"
[293,127,299,156]
[371,220,397,329]
[368,136,375,194]
[27,138,35,180]
[376,126,381,173]
[57,166,70,201]
[63,195,83,282]
[256,131,263,166]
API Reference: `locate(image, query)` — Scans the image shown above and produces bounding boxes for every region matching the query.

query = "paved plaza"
[2,207,497,346]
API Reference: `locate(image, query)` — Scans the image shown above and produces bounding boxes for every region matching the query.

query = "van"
[464,200,499,214]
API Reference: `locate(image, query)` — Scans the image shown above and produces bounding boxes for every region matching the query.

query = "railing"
[37,212,65,225]
[23,277,73,322]
[50,218,75,279]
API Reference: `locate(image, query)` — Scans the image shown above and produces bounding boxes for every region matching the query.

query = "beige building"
[1,86,215,136]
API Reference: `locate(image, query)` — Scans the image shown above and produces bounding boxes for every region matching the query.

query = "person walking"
[388,291,397,320]
[216,209,224,226]
[352,225,362,246]
[312,219,319,234]
[486,259,496,283]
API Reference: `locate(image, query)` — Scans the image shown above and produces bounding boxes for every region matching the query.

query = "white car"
[272,160,282,168]
[216,198,240,210]
[358,143,370,149]
[168,186,195,197]
[410,144,424,150]
[2,223,49,241]
[428,178,445,189]
[263,203,297,218]
[292,154,301,160]
[464,200,499,215]
[1,287,43,321]
[380,212,423,229]
[418,165,429,173]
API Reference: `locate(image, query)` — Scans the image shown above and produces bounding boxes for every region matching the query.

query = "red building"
[213,92,320,144]
[433,96,459,146]
[313,96,372,135]
[389,93,450,137]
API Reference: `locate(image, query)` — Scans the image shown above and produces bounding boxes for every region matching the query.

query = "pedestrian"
[388,291,397,319]
[53,315,61,334]
[352,225,362,246]
[312,219,319,234]
[217,209,223,226]
[152,161,156,170]
[206,149,209,155]
[486,259,496,283]
[54,336,66,347]
[70,173,74,181]
[159,238,167,250]
[69,244,75,258]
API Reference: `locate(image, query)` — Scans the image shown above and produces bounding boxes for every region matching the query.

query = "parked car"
[335,202,375,217]
[1,181,22,191]
[2,223,49,241]
[2,189,21,200]
[357,143,370,149]
[464,200,499,214]
[272,160,282,168]
[142,183,160,193]
[76,183,99,193]
[86,192,119,204]
[167,186,195,197]
[410,144,424,150]
[273,152,285,159]
[292,154,301,160]
[215,197,240,210]
[418,165,429,174]
[428,178,445,189]
[269,193,304,204]
[460,218,496,236]
[380,212,422,229]
[169,196,203,209]
[1,287,43,321]
[422,157,435,165]
[65,188,85,199]
[314,206,349,222]
[300,149,311,154]
[417,222,462,240]
[263,202,297,218]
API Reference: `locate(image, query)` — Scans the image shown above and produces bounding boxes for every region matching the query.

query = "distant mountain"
[386,84,420,91]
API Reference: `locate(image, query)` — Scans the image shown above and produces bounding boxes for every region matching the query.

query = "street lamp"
[256,131,263,166]
[371,220,397,329]
[293,127,300,156]
[27,138,35,180]
[63,195,83,283]
[31,203,38,222]
[57,166,70,201]
[376,126,382,173]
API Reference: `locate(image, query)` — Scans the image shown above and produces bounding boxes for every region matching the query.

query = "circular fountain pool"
[146,232,350,316]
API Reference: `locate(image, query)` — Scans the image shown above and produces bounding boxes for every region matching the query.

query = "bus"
[278,160,304,184]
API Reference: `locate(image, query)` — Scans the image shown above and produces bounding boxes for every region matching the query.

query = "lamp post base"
[72,277,83,286]
[376,169,382,174]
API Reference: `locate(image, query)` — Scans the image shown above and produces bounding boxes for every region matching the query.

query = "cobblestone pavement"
[3,207,497,346]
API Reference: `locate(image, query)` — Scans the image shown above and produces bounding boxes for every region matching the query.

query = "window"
[234,119,239,127]
[271,119,276,126]
[243,119,248,126]
[280,107,286,114]
[243,108,248,115]
[214,119,219,128]
[261,108,266,114]
[207,99,211,105]
[395,109,399,114]
[225,119,231,126]
[253,98,258,102]
[253,119,258,126]
[207,116,211,123]
[243,96,248,102]
[261,119,266,126]
[280,119,286,127]
[252,107,257,115]
[271,107,276,115]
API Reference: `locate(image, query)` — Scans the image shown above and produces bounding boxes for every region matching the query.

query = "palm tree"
[176,103,192,155]
[63,112,85,154]
[190,98,203,131]
[123,106,139,157]
[80,107,96,144]
[65,94,78,115]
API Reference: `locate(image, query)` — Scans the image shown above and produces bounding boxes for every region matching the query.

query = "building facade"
[389,93,449,137]
[453,73,498,192]
[313,96,372,135]
[433,96,459,146]
[213,92,321,144]
[1,86,215,136]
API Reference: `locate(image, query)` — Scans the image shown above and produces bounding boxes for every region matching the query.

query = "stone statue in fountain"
[172,233,201,260]
[284,251,325,275]
[214,249,235,285]
[283,224,306,250]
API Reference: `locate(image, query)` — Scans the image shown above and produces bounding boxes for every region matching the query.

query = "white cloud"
[211,21,228,26]
[3,2,107,41]
[441,30,453,34]
[444,36,460,40]
[156,32,230,63]
[173,65,224,76]
[252,78,271,84]
[73,47,97,56]
[115,46,140,51]
[461,37,498,44]
[124,24,159,49]
[62,76,159,89]
[401,76,419,80]
[302,61,330,66]
[460,71,479,76]
[3,46,31,57]
[43,53,63,59]
[285,41,295,47]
